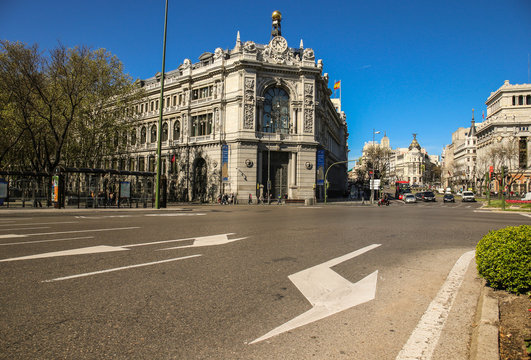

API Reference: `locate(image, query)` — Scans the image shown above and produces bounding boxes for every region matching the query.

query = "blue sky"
[2,0,530,160]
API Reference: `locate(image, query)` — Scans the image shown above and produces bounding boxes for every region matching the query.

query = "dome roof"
[408,134,421,151]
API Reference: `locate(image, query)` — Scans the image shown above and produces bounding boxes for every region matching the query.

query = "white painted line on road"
[160,233,247,250]
[395,250,475,360]
[0,226,140,239]
[0,245,130,262]
[0,227,49,231]
[124,233,235,248]
[0,234,27,239]
[42,254,202,282]
[297,207,322,209]
[144,213,206,217]
[75,215,134,219]
[251,243,381,344]
[0,218,32,221]
[0,236,94,246]
[521,213,531,218]
[0,221,77,227]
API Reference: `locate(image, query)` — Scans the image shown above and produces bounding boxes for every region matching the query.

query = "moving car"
[443,193,455,203]
[415,192,424,201]
[404,193,416,203]
[521,192,531,201]
[462,191,475,202]
[422,191,436,202]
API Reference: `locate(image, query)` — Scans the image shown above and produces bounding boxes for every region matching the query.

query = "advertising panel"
[316,150,325,185]
[222,145,229,182]
[120,181,131,199]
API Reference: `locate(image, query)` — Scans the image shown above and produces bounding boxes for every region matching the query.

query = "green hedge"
[476,225,531,294]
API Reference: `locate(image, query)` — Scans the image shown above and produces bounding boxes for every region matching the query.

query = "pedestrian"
[248,193,252,205]
[259,194,264,205]
[277,194,282,205]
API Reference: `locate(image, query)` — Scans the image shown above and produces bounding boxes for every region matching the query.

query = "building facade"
[117,12,348,202]
[388,134,433,186]
[476,80,531,193]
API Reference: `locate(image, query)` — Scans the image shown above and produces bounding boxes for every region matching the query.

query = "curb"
[470,284,499,360]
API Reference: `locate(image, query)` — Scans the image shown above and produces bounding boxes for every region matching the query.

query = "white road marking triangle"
[251,244,381,344]
[0,245,129,262]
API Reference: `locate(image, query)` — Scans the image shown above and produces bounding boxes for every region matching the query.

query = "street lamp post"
[265,121,272,204]
[370,129,381,204]
[155,0,169,209]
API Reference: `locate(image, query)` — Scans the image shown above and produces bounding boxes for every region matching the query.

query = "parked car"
[415,192,424,201]
[521,192,531,201]
[404,193,417,203]
[443,193,455,203]
[422,191,436,202]
[462,191,475,202]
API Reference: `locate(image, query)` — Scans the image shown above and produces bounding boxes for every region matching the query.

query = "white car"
[404,193,416,203]
[462,191,475,202]
[521,192,531,201]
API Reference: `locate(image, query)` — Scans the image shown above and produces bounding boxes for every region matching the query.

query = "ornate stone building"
[117,11,348,202]
[388,135,433,186]
[476,80,531,193]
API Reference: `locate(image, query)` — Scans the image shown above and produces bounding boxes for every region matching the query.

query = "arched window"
[150,125,157,143]
[173,120,181,140]
[140,126,146,144]
[131,129,137,145]
[263,87,290,133]
[122,131,127,146]
[162,122,168,141]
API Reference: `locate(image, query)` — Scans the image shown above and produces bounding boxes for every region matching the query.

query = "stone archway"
[192,157,207,202]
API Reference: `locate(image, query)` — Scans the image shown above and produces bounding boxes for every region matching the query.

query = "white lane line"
[0,245,130,262]
[0,227,49,231]
[395,250,475,360]
[0,236,94,246]
[0,227,139,239]
[521,213,531,218]
[0,221,77,227]
[0,218,32,221]
[251,244,381,344]
[144,213,206,217]
[297,207,322,209]
[42,254,202,282]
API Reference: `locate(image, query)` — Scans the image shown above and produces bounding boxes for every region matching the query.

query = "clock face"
[269,36,288,53]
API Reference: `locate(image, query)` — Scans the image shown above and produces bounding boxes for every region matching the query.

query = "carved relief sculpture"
[244,78,255,129]
[304,83,314,133]
[243,41,257,54]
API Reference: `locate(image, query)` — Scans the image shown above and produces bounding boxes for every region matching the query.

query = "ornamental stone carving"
[214,47,224,60]
[243,78,255,129]
[261,36,300,66]
[182,59,191,69]
[302,48,315,61]
[304,109,313,133]
[243,41,257,54]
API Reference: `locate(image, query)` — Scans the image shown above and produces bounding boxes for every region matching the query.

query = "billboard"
[222,145,229,182]
[316,150,325,185]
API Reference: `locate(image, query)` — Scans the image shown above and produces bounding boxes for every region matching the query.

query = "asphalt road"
[0,201,529,359]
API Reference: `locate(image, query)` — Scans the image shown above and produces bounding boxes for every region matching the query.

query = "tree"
[0,40,141,173]
[486,138,524,196]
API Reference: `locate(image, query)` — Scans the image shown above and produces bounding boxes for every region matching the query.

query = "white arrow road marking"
[42,254,202,282]
[0,226,139,239]
[75,215,133,219]
[395,250,475,360]
[159,233,247,250]
[0,245,130,262]
[250,243,381,344]
[0,233,242,261]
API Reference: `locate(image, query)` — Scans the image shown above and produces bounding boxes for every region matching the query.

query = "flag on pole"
[333,80,341,90]
[171,154,175,163]
[482,110,485,120]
